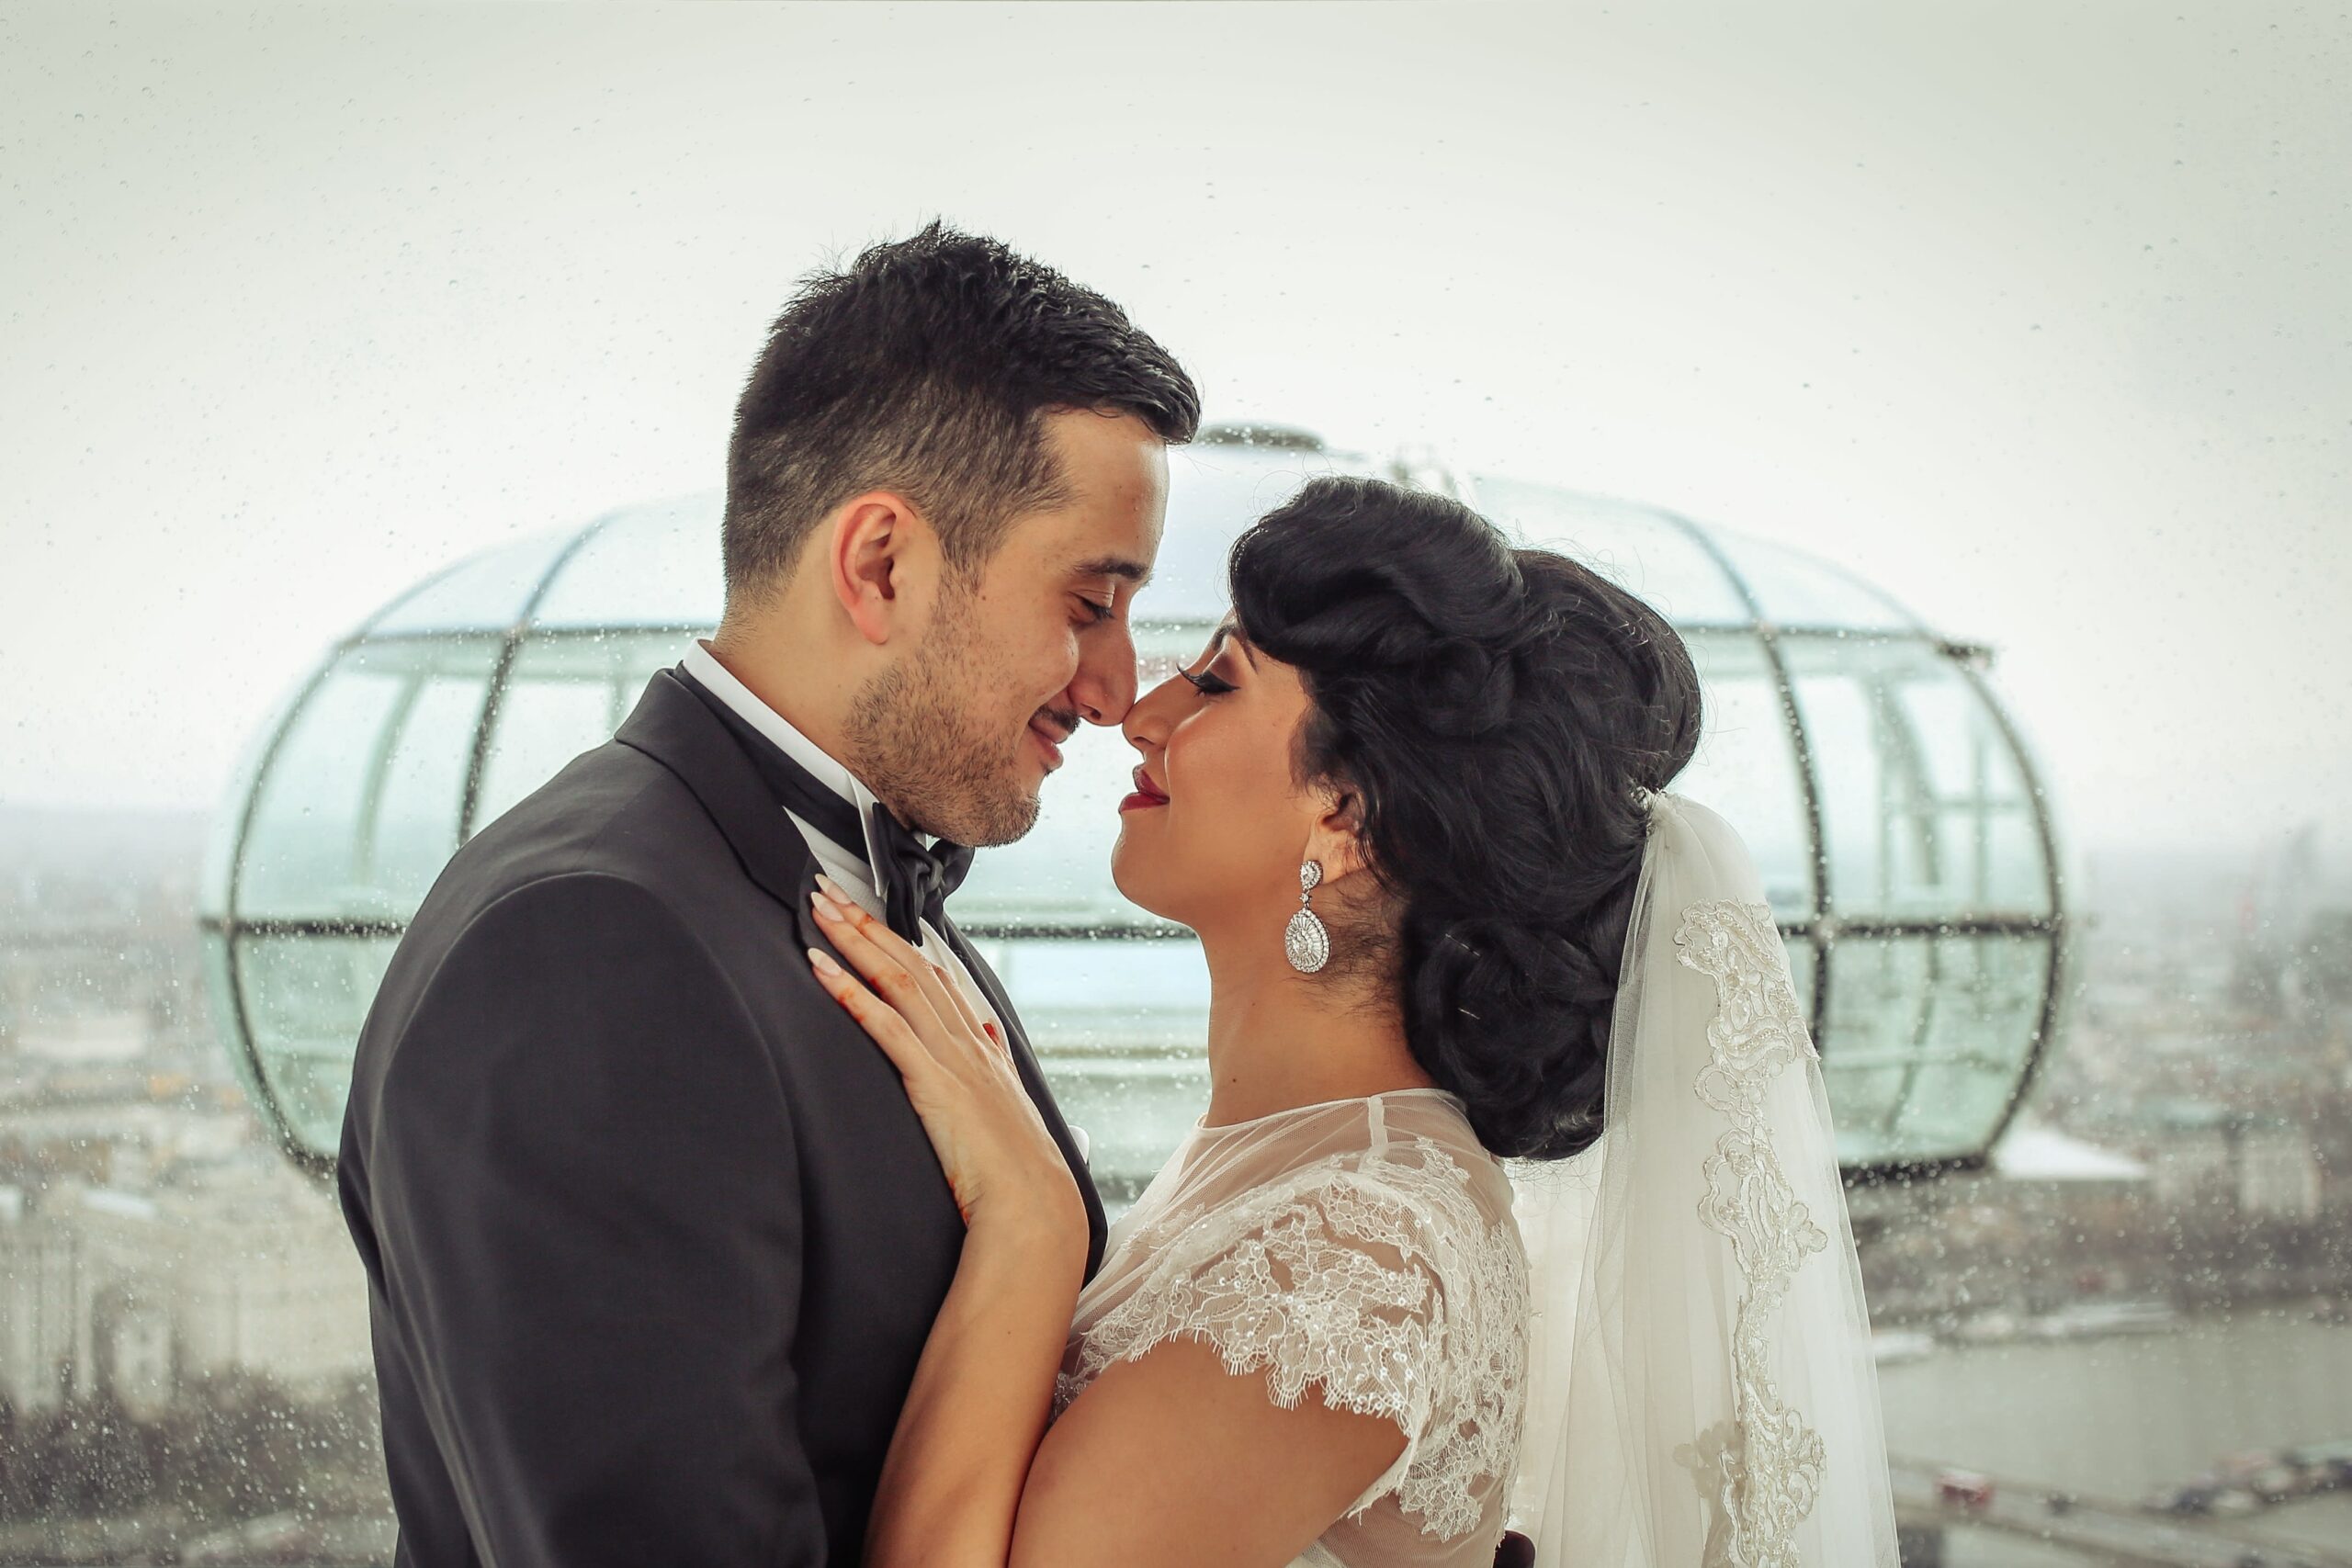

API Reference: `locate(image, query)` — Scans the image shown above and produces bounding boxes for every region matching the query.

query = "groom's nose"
[1067,623,1139,726]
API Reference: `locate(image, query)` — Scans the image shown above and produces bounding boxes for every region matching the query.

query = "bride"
[804,474,1900,1568]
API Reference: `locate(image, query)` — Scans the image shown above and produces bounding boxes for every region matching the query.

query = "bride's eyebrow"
[1211,620,1259,671]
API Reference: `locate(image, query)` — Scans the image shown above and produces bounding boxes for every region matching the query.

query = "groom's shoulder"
[348,740,761,1128]
[406,735,742,955]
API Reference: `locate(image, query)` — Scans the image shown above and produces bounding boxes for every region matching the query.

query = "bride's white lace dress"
[1052,1087,1530,1568]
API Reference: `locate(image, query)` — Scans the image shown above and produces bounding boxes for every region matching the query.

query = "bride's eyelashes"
[1180,665,1236,697]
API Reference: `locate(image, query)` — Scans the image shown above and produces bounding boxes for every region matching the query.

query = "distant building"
[94,1284,174,1417]
[14,1009,152,1064]
[0,1186,76,1412]
[168,1162,373,1395]
[0,1159,371,1415]
[2147,1102,2324,1219]
[2235,1121,2325,1217]
[1983,1119,2151,1242]
[0,1081,251,1189]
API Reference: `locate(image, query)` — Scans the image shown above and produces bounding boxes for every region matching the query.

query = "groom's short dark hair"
[722,220,1199,604]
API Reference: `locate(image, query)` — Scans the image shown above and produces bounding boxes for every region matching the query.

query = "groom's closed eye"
[1067,554,1152,627]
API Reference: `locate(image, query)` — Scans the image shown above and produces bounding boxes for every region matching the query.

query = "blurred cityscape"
[1,803,2348,1563]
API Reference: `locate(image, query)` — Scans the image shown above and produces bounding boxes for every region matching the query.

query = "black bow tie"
[674,664,973,943]
[865,802,976,945]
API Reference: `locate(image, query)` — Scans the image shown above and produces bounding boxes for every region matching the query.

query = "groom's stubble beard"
[843,572,1047,849]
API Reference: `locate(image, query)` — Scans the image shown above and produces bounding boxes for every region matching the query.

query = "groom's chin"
[956,781,1044,850]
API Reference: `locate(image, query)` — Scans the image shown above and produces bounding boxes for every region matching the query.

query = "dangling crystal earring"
[1285,861,1330,974]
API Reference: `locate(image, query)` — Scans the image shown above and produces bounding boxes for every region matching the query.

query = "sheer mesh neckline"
[1060,1081,1528,1562]
[1193,1085,1466,1134]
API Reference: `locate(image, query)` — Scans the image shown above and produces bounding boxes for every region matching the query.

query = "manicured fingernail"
[809,889,842,922]
[813,873,854,908]
[808,947,842,976]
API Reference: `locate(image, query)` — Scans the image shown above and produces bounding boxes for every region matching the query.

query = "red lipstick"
[1118,763,1170,813]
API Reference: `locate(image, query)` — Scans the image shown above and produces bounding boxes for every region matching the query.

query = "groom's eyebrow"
[1071,554,1153,588]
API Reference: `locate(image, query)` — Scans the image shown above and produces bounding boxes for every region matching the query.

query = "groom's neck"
[707,611,857,768]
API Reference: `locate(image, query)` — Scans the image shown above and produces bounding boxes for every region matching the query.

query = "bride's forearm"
[863,1213,1087,1568]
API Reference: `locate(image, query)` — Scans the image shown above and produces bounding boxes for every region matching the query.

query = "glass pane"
[472,633,693,831]
[366,528,574,636]
[1708,525,1919,631]
[1060,1046,1214,1221]
[1136,445,1379,625]
[1782,637,2051,919]
[1828,1064,1912,1163]
[1673,631,1815,918]
[199,929,264,1110]
[1793,663,1917,918]
[1891,670,2052,916]
[1822,931,1933,1069]
[527,496,724,630]
[1822,931,1932,1164]
[240,640,503,920]
[201,664,316,919]
[1891,933,2052,1155]
[236,932,401,1159]
[995,937,1214,1216]
[1130,619,1225,665]
[952,720,1164,930]
[605,635,705,718]
[367,674,491,910]
[1821,931,2048,1164]
[237,658,404,920]
[987,936,1212,1039]
[1474,477,1752,626]
[1890,1060,2024,1163]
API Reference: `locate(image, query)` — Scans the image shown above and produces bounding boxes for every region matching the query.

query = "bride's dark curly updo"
[1229,475,1702,1160]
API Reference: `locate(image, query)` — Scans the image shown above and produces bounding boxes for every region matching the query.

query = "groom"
[337,222,1199,1568]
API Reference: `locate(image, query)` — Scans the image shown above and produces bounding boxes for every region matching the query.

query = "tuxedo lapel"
[617,665,1109,1280]
[616,668,827,934]
[941,919,1110,1283]
[619,665,889,971]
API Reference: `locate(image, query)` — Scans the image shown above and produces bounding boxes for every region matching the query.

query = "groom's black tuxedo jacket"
[337,664,1108,1568]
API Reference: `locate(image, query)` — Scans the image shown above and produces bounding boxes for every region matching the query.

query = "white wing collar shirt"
[680,637,1088,1166]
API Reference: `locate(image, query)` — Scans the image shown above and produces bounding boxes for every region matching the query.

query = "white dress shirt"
[681,637,1088,1166]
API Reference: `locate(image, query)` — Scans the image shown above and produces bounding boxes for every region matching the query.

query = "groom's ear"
[823,490,940,648]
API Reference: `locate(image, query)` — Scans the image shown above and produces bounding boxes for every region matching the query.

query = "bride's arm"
[807,888,1414,1568]
[1011,1336,1409,1568]
[864,1191,1083,1568]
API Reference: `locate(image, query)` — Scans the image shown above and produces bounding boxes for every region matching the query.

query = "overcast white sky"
[3,3,2346,857]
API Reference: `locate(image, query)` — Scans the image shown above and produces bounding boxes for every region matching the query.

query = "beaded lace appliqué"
[1671,898,1830,1568]
[1057,1134,1529,1542]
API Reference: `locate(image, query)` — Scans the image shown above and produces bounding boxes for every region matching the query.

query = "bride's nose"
[1122,707,1159,759]
[1121,670,1182,756]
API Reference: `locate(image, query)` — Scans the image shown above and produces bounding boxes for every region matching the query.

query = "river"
[1874,1303,2352,1562]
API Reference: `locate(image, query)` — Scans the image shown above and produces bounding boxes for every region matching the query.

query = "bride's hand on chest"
[804,874,1086,1254]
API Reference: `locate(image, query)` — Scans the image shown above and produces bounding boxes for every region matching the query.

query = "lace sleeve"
[1067,1143,1523,1540]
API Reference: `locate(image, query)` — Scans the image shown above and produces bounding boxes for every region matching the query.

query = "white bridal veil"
[1507,789,1901,1566]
